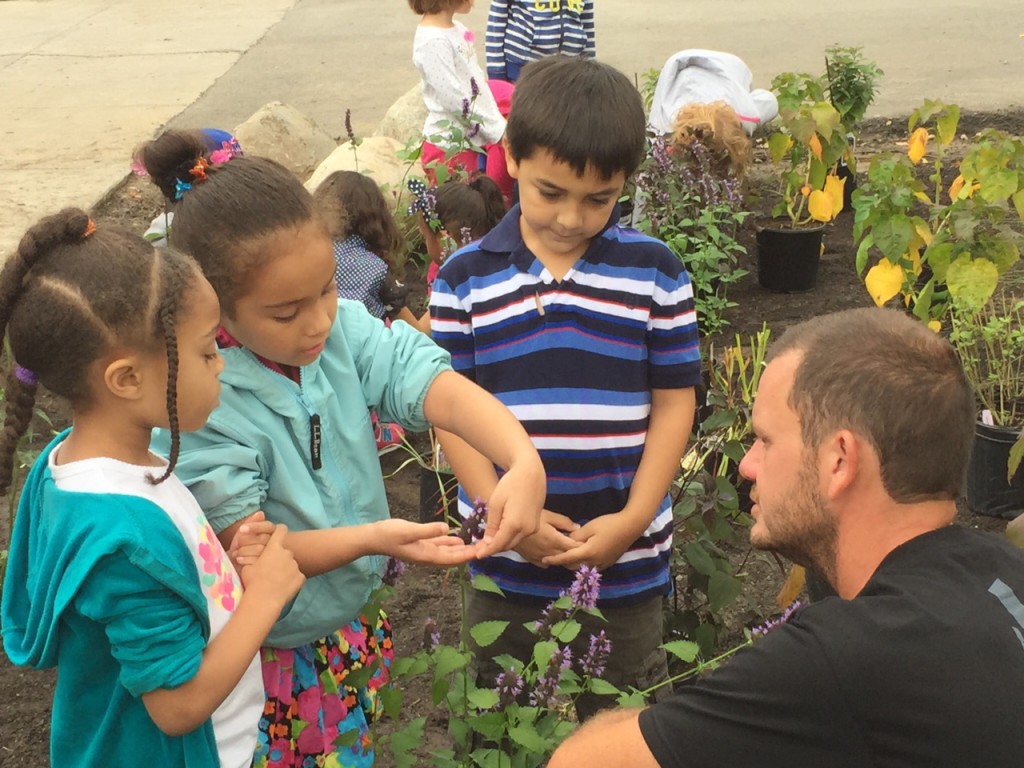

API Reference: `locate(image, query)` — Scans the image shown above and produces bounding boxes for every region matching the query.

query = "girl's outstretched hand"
[379,519,482,566]
[240,524,306,606]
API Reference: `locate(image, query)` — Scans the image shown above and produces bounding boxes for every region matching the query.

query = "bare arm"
[142,526,303,735]
[424,370,545,555]
[544,387,696,570]
[219,518,479,577]
[548,708,659,768]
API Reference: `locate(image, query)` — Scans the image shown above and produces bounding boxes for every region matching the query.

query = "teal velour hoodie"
[1,431,219,768]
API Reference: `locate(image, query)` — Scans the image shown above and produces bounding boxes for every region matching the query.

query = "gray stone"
[233,101,337,179]
[373,82,426,149]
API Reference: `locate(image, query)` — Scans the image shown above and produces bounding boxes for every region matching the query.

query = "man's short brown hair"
[769,308,976,502]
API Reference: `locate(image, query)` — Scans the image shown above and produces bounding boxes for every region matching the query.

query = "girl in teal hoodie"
[0,209,306,767]
[138,132,546,767]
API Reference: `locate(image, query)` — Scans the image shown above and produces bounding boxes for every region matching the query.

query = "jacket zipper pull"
[310,414,322,470]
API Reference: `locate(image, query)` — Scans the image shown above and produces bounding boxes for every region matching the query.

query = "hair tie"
[209,138,243,165]
[82,218,97,239]
[174,157,212,200]
[14,366,37,386]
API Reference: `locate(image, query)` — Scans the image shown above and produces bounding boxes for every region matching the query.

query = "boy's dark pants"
[465,588,673,722]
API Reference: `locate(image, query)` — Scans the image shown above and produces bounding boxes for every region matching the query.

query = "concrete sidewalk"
[2,0,1022,260]
[0,0,296,259]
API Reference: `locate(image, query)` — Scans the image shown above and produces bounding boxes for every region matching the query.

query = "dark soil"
[2,109,1022,767]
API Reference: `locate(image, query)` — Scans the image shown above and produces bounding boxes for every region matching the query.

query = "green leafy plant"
[768,71,848,227]
[668,326,771,655]
[949,292,1024,430]
[825,45,883,168]
[854,100,1024,323]
[634,134,749,336]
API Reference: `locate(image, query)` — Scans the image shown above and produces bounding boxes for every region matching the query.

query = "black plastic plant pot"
[836,157,856,213]
[966,422,1024,519]
[756,223,824,293]
[419,466,457,523]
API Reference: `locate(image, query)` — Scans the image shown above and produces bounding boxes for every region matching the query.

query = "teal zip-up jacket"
[153,300,451,648]
[1,432,218,767]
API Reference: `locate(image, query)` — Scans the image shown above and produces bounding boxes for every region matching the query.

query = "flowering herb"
[751,600,803,637]
[456,498,487,544]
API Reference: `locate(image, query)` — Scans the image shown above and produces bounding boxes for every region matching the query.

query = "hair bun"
[17,208,92,264]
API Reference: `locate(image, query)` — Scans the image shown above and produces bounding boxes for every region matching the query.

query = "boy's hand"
[541,513,640,571]
[514,511,582,567]
[227,510,276,570]
[240,524,305,607]
[380,519,482,566]
[478,460,546,557]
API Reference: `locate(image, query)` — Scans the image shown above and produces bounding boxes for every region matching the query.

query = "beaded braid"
[0,209,91,494]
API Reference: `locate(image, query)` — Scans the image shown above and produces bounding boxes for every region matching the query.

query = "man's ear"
[102,356,147,401]
[503,136,520,179]
[823,429,861,500]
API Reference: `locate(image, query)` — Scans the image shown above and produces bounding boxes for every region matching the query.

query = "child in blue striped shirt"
[485,0,595,83]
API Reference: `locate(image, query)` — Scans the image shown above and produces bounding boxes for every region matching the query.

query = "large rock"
[305,136,423,211]
[1007,513,1024,550]
[233,102,337,179]
[373,82,427,148]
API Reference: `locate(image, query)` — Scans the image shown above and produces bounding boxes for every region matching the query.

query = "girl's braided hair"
[0,208,199,492]
[137,131,322,317]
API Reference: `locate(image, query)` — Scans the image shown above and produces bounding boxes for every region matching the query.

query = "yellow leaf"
[908,127,929,164]
[927,320,942,333]
[913,191,931,203]
[807,189,836,222]
[865,259,904,306]
[907,248,923,276]
[776,565,805,610]
[914,221,933,246]
[824,175,846,217]
[948,174,966,201]
[809,134,823,162]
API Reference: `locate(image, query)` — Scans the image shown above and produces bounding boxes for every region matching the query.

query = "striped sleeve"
[582,0,596,58]
[647,250,701,389]
[485,0,509,80]
[429,270,477,382]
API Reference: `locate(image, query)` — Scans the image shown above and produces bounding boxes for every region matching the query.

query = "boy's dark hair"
[312,171,403,267]
[0,209,199,491]
[769,308,976,503]
[506,57,647,180]
[408,0,461,14]
[139,133,323,316]
[435,175,507,245]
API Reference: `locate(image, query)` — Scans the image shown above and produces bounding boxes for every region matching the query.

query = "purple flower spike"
[494,666,524,708]
[579,630,612,678]
[382,557,406,586]
[752,600,804,638]
[470,77,480,100]
[566,565,601,610]
[421,617,441,650]
[457,498,488,544]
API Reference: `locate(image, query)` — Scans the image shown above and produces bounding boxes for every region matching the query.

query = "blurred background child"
[485,0,595,83]
[409,0,507,184]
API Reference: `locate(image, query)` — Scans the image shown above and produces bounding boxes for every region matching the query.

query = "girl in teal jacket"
[139,132,546,767]
[0,209,305,767]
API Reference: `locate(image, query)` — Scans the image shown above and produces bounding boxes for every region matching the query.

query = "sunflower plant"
[853,100,1024,324]
[767,71,848,228]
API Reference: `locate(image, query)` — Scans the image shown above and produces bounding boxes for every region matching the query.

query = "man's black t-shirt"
[639,526,1024,767]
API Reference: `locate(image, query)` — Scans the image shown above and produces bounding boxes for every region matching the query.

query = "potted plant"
[760,70,848,292]
[824,45,884,210]
[386,429,458,523]
[853,100,1024,325]
[949,293,1024,519]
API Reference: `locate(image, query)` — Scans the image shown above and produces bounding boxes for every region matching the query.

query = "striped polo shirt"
[485,0,595,79]
[430,206,701,606]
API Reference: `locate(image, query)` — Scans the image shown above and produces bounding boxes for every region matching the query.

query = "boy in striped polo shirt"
[430,56,701,719]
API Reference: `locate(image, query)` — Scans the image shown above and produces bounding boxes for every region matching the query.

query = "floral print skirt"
[253,610,393,768]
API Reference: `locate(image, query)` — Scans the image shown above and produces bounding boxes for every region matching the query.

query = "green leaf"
[469,620,509,648]
[855,233,874,276]
[431,675,450,705]
[978,168,1020,203]
[390,718,426,768]
[683,542,718,577]
[872,215,915,261]
[434,645,471,679]
[392,655,429,678]
[508,724,551,753]
[551,619,582,644]
[470,748,505,768]
[471,573,505,596]
[661,639,701,663]
[343,659,377,690]
[708,571,745,612]
[616,689,648,708]
[768,132,792,164]
[379,684,403,720]
[946,255,999,312]
[588,678,622,696]
[935,105,960,146]
[467,687,500,711]
[334,727,360,748]
[1013,190,1024,221]
[533,640,559,670]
